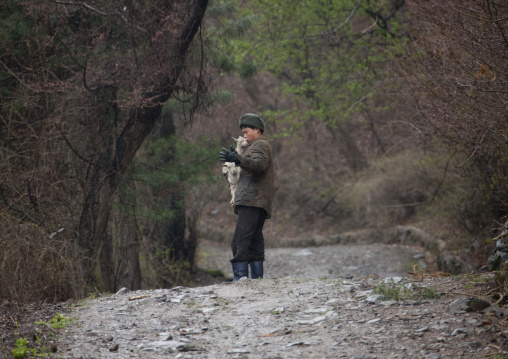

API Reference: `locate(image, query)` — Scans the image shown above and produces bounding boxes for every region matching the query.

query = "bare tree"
[399,0,508,220]
[0,0,209,299]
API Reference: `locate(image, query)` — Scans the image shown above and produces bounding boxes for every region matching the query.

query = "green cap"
[239,113,265,132]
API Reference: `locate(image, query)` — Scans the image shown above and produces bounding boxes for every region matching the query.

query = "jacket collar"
[249,135,267,145]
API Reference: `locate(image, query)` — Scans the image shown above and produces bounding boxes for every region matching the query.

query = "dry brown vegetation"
[0,0,210,302]
[0,0,507,306]
[399,0,508,217]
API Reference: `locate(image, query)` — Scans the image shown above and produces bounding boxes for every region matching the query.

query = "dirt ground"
[1,239,506,358]
[194,239,428,282]
[0,239,421,358]
[0,300,66,357]
[53,272,508,358]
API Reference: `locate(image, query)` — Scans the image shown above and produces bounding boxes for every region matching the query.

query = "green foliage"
[320,278,343,286]
[204,0,258,74]
[10,334,53,358]
[212,0,406,136]
[0,2,34,108]
[155,246,195,286]
[11,338,28,358]
[373,281,440,301]
[49,313,72,329]
[205,269,225,277]
[122,134,218,221]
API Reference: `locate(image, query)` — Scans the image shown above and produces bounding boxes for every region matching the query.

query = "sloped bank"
[198,223,473,275]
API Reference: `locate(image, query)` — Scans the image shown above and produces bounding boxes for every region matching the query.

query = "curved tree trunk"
[76,0,209,296]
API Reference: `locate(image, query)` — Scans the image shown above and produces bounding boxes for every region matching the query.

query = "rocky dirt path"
[196,240,426,281]
[55,241,508,359]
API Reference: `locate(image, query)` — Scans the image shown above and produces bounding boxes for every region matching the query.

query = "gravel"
[55,241,508,358]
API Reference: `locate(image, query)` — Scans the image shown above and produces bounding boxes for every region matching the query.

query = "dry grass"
[266,148,487,239]
[0,215,76,303]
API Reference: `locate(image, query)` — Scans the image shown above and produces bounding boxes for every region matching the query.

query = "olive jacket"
[234,135,274,219]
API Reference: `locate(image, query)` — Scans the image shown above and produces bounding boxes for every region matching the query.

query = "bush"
[0,215,76,303]
[273,148,488,237]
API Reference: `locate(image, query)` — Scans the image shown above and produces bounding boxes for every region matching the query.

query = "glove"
[219,145,240,165]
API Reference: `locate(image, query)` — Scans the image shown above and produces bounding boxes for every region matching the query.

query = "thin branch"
[272,0,363,42]
[381,150,457,208]
[362,0,384,33]
[456,146,479,168]
[0,60,38,92]
[50,0,147,33]
[51,0,109,15]
[62,134,94,165]
[492,231,508,242]
[428,149,456,205]
[320,0,363,37]
[493,293,506,306]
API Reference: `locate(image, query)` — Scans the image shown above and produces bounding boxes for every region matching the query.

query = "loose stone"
[59,276,499,358]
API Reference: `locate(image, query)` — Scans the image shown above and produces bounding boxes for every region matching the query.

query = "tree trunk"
[117,208,142,291]
[76,0,209,296]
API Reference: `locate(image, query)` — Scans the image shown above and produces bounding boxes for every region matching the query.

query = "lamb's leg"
[230,184,236,206]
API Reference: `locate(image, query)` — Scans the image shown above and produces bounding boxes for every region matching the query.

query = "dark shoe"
[232,261,249,281]
[249,261,263,279]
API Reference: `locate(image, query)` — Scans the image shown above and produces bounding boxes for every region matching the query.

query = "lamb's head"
[233,136,248,155]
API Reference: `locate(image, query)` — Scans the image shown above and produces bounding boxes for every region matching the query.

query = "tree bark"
[117,207,142,291]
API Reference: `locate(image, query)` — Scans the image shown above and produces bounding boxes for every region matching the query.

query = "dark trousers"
[230,206,266,263]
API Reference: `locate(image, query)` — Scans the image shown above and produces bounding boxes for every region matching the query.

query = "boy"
[219,113,274,280]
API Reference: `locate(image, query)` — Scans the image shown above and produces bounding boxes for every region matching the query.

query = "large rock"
[488,220,508,271]
[447,297,491,313]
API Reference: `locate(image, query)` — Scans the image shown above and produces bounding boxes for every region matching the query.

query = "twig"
[50,0,147,33]
[488,343,501,351]
[408,264,451,280]
[456,146,478,168]
[446,292,483,297]
[278,0,363,41]
[492,231,508,242]
[362,0,384,33]
[485,286,502,296]
[493,293,506,306]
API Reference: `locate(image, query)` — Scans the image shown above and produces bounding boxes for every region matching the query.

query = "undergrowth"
[373,281,440,301]
[11,313,72,358]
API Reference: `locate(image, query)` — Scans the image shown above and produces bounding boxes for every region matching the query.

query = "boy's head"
[239,113,264,134]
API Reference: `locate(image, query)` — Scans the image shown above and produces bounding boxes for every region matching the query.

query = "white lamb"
[222,136,248,206]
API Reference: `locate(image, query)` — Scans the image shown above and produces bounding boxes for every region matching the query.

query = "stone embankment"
[58,241,506,359]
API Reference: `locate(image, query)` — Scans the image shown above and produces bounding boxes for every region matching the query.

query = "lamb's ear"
[222,164,228,167]
[232,137,238,143]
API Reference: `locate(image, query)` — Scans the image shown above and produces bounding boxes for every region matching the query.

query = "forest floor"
[1,240,507,358]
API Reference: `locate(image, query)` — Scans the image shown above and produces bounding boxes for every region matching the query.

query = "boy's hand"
[219,145,240,165]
